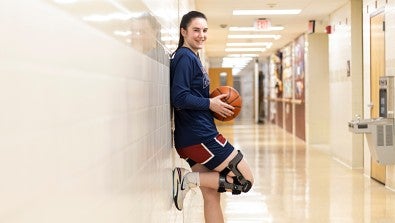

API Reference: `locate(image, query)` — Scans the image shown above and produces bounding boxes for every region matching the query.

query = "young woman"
[170,11,254,223]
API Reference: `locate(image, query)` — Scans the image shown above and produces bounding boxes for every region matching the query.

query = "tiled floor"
[180,123,395,222]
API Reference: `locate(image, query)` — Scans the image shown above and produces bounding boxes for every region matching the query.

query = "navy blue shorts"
[176,134,234,170]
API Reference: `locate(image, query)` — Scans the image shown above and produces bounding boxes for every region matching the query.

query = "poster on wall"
[269,53,282,123]
[294,35,305,100]
[282,45,293,99]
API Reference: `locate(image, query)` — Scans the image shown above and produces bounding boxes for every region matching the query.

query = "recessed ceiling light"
[233,9,301,15]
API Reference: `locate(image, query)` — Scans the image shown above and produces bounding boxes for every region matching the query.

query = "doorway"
[370,12,386,184]
[208,68,236,124]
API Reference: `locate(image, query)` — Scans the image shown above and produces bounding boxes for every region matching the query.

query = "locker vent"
[377,125,384,146]
[386,125,393,146]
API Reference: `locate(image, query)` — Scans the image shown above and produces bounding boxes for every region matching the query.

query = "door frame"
[369,10,386,184]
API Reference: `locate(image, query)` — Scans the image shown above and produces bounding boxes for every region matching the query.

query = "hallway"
[178,124,395,223]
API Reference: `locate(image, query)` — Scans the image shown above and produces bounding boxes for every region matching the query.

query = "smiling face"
[181,17,208,53]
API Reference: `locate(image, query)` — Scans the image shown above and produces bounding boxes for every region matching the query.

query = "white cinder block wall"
[328,0,363,168]
[328,3,353,166]
[305,33,330,148]
[0,1,192,222]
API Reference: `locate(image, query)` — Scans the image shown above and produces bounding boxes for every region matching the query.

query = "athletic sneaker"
[172,167,191,211]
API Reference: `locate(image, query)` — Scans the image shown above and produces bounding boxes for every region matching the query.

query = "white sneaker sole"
[172,168,182,211]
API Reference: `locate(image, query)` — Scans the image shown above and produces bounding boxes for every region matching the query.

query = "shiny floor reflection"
[182,124,395,223]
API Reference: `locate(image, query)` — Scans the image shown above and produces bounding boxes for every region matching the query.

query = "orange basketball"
[209,86,242,121]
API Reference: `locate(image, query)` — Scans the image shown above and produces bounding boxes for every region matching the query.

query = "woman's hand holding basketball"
[209,94,234,118]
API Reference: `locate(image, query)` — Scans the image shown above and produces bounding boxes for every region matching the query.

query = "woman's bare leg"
[192,163,224,223]
[181,149,253,222]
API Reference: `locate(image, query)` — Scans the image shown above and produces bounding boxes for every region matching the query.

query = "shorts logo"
[200,144,214,164]
[176,134,231,169]
[177,144,214,164]
[215,134,227,147]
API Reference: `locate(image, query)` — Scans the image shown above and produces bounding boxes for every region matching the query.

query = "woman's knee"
[217,151,254,193]
[219,151,254,184]
[237,159,254,184]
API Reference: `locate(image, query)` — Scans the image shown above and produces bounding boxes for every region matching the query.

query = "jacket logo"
[201,66,210,88]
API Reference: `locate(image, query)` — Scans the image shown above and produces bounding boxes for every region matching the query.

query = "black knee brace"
[217,150,252,194]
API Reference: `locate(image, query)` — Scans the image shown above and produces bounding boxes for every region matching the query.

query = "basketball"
[209,86,242,121]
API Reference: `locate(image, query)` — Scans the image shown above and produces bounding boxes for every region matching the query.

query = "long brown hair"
[173,11,207,55]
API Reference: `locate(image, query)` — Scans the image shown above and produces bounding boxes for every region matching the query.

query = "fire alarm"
[325,25,332,34]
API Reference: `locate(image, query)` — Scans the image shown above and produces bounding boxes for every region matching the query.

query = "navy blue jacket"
[170,47,218,148]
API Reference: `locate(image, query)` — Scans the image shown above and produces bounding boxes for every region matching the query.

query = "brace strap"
[217,150,252,194]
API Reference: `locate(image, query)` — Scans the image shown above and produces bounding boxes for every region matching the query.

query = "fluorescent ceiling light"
[225,48,267,52]
[227,54,259,58]
[222,63,250,68]
[228,34,281,40]
[229,26,284,31]
[222,57,254,75]
[222,57,253,75]
[223,60,252,67]
[233,9,301,15]
[223,57,253,60]
[223,57,253,62]
[227,42,272,47]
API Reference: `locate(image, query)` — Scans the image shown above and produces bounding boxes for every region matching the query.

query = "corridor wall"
[0,0,193,222]
[328,0,363,168]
